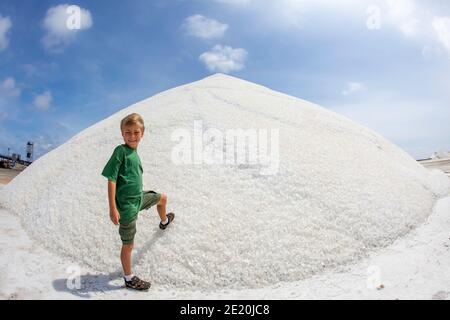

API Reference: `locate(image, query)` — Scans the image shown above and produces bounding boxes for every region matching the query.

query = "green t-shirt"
[101,144,143,223]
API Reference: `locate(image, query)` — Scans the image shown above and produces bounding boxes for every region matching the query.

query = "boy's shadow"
[52,230,164,299]
[133,228,165,266]
[52,271,124,299]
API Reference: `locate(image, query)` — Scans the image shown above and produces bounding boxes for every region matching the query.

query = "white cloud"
[432,17,450,53]
[33,91,53,111]
[0,77,21,97]
[0,121,72,159]
[21,64,39,77]
[199,45,248,73]
[292,0,450,58]
[34,135,55,155]
[0,14,12,51]
[21,62,59,78]
[183,15,228,39]
[31,127,73,158]
[383,1,450,56]
[213,0,449,49]
[260,0,420,33]
[386,0,420,38]
[0,77,20,121]
[383,0,450,55]
[42,4,93,52]
[342,82,366,96]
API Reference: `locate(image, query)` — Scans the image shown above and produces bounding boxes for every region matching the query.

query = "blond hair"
[120,113,145,132]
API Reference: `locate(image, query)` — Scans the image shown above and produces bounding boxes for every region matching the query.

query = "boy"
[101,113,174,291]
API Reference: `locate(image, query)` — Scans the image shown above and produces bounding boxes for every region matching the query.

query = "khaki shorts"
[119,190,161,245]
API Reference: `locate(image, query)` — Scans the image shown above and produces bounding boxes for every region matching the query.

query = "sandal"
[124,276,151,291]
[159,212,175,230]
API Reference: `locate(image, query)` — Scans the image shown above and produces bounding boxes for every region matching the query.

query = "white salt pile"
[1,74,449,290]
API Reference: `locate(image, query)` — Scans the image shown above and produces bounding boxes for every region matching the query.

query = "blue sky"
[0,0,449,160]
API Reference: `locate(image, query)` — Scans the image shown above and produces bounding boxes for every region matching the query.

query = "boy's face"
[121,124,144,149]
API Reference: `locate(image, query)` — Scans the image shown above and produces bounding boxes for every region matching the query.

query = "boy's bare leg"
[121,244,133,276]
[157,194,167,221]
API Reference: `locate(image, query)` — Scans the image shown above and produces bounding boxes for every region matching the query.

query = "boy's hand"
[110,208,120,225]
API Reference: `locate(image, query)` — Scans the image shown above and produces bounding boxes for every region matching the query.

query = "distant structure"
[430,150,450,160]
[26,142,34,162]
[0,143,33,168]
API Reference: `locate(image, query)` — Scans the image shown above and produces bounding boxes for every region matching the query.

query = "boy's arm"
[107,180,120,225]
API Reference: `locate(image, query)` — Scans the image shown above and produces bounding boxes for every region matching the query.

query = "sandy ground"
[0,168,23,185]
[0,195,449,300]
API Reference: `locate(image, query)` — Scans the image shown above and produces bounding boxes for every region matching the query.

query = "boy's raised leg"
[157,194,167,221]
[157,193,175,229]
